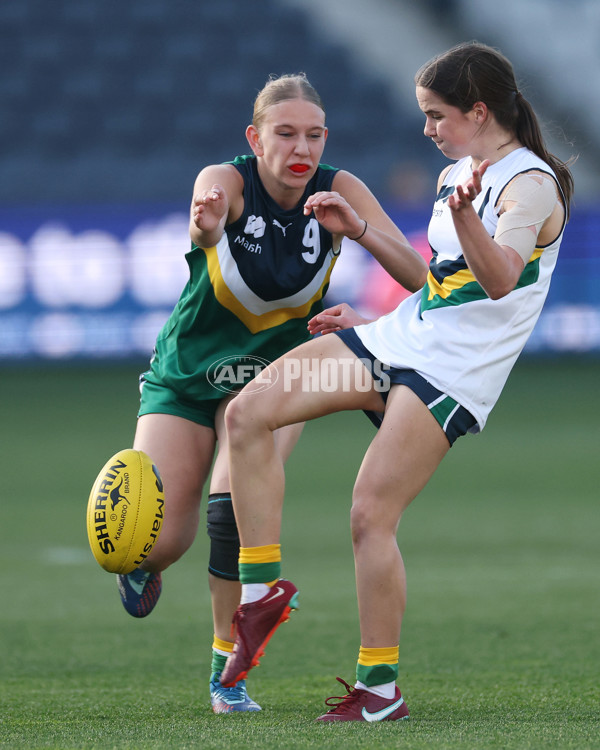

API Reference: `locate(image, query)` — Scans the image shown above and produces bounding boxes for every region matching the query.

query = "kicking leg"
[117,413,215,618]
[221,335,386,685]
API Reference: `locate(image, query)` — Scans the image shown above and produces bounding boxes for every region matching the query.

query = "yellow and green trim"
[356,645,399,687]
[421,247,543,314]
[202,245,335,334]
[239,544,282,584]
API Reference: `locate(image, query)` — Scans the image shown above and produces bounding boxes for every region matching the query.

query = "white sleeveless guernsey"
[355,147,565,431]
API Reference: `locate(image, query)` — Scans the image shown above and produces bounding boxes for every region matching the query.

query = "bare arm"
[447,160,525,299]
[189,164,244,248]
[304,170,428,292]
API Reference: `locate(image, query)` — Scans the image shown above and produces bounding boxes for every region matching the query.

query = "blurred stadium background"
[1,0,599,360]
[2,6,599,744]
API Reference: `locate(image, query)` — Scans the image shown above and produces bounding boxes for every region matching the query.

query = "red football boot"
[316,677,409,722]
[220,579,299,687]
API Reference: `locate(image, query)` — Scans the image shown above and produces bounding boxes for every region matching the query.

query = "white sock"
[355,679,396,700]
[240,583,270,604]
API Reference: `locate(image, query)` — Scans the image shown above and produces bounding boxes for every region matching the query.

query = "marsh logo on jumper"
[207,355,277,394]
[244,215,266,238]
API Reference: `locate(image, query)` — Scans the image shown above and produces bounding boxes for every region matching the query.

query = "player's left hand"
[308,302,371,335]
[304,191,365,240]
[447,159,490,211]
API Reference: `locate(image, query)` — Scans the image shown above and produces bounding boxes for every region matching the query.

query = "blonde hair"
[252,73,325,131]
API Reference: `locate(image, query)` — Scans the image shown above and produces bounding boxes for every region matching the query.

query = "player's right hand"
[192,184,229,232]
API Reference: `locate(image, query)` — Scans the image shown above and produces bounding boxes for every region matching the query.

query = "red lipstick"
[290,164,309,173]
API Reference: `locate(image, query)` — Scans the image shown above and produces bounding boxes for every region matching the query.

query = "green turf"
[1,358,599,749]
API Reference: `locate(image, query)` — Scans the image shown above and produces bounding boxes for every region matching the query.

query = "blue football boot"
[116,568,162,617]
[210,672,261,714]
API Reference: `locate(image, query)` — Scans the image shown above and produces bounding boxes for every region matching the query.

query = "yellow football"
[86,449,165,574]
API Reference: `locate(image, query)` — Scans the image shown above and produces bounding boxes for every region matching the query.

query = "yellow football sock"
[212,635,234,654]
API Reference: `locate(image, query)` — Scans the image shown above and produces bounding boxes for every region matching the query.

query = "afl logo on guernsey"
[206,355,278,393]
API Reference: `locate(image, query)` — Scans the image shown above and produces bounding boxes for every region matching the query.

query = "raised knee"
[224,394,264,447]
[224,396,249,445]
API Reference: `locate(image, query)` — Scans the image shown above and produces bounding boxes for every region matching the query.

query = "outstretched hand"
[303,191,365,240]
[192,184,229,232]
[447,159,490,212]
[307,302,372,336]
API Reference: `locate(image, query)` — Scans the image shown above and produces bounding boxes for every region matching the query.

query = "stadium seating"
[4,0,436,204]
[7,0,594,205]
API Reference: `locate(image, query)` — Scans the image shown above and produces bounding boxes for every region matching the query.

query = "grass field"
[1,358,599,749]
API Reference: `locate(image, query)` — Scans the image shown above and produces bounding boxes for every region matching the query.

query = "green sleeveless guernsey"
[141,155,340,402]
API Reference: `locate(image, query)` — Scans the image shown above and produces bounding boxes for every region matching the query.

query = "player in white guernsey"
[220,43,574,721]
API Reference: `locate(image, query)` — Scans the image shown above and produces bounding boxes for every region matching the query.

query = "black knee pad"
[206,493,240,581]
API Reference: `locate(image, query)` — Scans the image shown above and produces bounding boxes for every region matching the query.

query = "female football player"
[220,43,574,721]
[115,72,427,714]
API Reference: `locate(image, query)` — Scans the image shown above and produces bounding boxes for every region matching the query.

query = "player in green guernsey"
[114,73,427,714]
[142,153,343,406]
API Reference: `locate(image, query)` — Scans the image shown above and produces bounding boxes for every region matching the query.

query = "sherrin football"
[86,449,165,574]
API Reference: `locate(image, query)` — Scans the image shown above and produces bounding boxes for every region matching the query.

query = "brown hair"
[415,41,574,216]
[252,73,325,131]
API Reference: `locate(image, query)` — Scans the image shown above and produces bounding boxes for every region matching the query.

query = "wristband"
[349,219,367,241]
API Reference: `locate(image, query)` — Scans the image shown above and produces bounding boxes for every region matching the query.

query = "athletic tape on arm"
[495,174,558,263]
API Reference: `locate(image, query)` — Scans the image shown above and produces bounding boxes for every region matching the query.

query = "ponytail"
[514,94,574,218]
